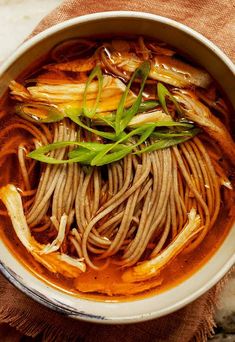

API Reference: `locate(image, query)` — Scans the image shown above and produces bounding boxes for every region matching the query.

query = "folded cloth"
[0,0,234,341]
[0,272,232,342]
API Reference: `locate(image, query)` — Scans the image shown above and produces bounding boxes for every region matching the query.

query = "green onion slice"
[115,61,151,135]
[83,65,103,118]
[16,103,64,123]
[138,100,159,113]
[136,129,199,154]
[67,111,119,141]
[157,83,183,116]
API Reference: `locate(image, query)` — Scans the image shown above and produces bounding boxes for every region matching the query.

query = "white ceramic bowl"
[0,11,234,324]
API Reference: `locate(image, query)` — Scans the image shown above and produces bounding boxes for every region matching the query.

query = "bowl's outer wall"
[0,13,234,324]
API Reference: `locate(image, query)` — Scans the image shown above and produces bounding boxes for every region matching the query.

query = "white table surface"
[0,1,234,340]
[0,0,62,63]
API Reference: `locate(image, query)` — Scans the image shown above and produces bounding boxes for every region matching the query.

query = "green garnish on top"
[26,63,199,166]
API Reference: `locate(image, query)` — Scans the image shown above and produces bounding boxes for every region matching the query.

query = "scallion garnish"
[83,65,103,118]
[16,103,64,123]
[115,61,150,135]
[67,111,119,141]
[138,100,159,113]
[26,64,200,167]
[136,132,198,154]
[157,83,183,116]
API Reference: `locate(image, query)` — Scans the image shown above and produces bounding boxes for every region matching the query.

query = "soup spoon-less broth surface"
[0,35,234,300]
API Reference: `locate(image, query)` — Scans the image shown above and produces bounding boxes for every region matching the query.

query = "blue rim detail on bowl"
[0,261,107,321]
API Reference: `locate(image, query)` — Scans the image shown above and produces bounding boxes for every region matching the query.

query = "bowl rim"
[0,10,234,324]
[0,11,234,76]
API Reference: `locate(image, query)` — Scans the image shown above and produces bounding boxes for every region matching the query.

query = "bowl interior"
[1,13,234,105]
[0,12,234,323]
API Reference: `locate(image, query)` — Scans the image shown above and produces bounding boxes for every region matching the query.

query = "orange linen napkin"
[0,1,234,341]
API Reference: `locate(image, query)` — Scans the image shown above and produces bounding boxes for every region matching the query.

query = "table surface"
[0,1,234,341]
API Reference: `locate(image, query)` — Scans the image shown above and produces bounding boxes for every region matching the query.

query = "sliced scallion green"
[83,65,103,118]
[136,130,198,154]
[138,100,159,113]
[157,83,183,116]
[16,103,64,123]
[115,61,150,135]
[28,141,110,164]
[67,111,119,141]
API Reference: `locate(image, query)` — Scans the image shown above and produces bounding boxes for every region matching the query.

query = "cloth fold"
[0,272,231,342]
[0,0,234,341]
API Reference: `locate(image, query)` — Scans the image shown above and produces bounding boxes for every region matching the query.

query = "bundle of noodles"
[0,36,234,296]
